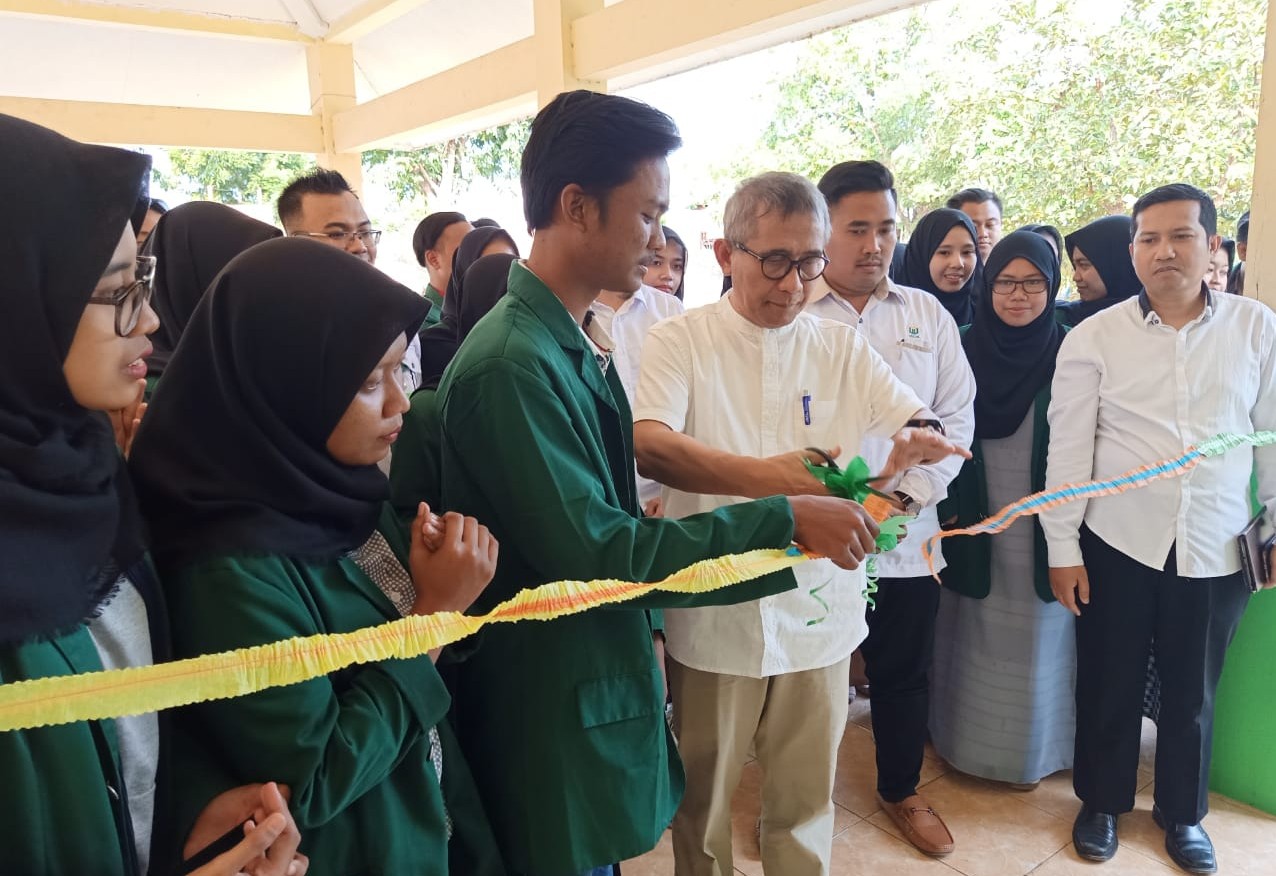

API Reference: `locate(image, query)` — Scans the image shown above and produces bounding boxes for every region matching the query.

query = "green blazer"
[422,284,445,328]
[436,263,797,874]
[390,385,443,523]
[0,554,184,876]
[0,627,136,875]
[937,384,1055,602]
[162,505,504,876]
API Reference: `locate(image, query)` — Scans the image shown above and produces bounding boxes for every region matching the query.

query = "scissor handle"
[804,446,840,471]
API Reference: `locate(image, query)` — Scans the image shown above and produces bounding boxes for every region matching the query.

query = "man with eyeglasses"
[633,171,967,876]
[276,169,420,394]
[804,160,974,858]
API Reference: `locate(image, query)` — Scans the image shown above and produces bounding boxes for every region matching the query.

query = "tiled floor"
[623,697,1276,875]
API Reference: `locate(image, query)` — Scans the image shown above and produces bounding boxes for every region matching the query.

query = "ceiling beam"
[0,96,324,152]
[324,0,431,44]
[332,38,538,151]
[0,0,309,42]
[277,0,329,39]
[573,0,928,87]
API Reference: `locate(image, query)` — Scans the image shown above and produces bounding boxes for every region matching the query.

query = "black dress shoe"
[1153,806,1217,874]
[1073,804,1118,861]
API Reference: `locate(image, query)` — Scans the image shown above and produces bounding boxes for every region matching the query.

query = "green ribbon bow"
[803,456,913,552]
[801,454,916,616]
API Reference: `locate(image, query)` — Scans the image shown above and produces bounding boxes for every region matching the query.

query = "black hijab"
[130,238,429,562]
[661,226,688,300]
[458,254,518,340]
[963,231,1066,440]
[1015,223,1064,270]
[143,201,281,378]
[444,226,520,303]
[420,226,519,386]
[1061,215,1141,325]
[0,113,150,644]
[888,241,907,281]
[896,208,983,326]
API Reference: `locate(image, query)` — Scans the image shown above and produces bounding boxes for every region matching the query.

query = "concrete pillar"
[1243,0,1275,303]
[306,42,363,191]
[533,0,606,108]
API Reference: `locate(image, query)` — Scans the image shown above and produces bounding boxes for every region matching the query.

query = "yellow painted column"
[533,0,606,108]
[306,42,364,191]
[1245,0,1275,304]
[1209,3,1276,817]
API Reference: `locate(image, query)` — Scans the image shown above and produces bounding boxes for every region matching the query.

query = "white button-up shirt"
[806,278,976,577]
[400,334,423,394]
[634,294,924,677]
[1043,291,1276,577]
[590,285,684,505]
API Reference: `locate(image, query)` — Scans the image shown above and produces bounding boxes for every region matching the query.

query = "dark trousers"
[1075,527,1251,824]
[859,575,941,802]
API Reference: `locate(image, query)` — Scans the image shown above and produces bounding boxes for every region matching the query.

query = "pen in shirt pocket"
[802,389,812,426]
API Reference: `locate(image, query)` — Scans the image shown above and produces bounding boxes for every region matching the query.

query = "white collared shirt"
[1043,292,1276,577]
[400,334,423,394]
[806,277,976,577]
[633,294,924,677]
[590,285,684,505]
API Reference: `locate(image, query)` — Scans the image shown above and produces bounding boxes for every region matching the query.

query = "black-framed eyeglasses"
[991,277,1050,295]
[734,242,829,281]
[87,255,156,337]
[291,229,382,246]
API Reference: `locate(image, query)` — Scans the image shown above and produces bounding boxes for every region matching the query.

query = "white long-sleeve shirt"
[1042,291,1276,577]
[806,278,976,577]
[590,285,684,506]
[634,295,923,677]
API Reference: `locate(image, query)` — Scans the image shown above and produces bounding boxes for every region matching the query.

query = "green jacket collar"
[507,262,619,414]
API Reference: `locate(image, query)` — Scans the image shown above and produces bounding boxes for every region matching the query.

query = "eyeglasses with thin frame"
[87,255,156,337]
[991,277,1050,295]
[733,242,829,282]
[291,229,382,247]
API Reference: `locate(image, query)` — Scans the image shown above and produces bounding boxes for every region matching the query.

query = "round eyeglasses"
[87,255,156,337]
[734,242,829,282]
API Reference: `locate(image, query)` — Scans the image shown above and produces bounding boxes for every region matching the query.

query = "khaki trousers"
[669,655,850,876]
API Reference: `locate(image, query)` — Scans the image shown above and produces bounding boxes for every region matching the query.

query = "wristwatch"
[905,418,946,436]
[894,491,922,516]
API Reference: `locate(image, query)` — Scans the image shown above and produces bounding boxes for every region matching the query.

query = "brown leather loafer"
[879,794,955,856]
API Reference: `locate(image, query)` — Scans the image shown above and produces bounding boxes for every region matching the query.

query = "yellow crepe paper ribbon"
[0,547,814,732]
[11,430,1270,733]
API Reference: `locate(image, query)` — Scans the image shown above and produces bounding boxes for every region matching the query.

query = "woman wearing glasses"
[930,231,1077,789]
[0,113,305,875]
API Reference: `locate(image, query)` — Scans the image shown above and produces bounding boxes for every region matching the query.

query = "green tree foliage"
[157,150,314,204]
[726,0,1264,234]
[362,119,531,207]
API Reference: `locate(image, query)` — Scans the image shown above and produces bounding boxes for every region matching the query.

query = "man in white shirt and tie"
[633,171,969,876]
[1044,184,1276,875]
[806,160,976,858]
